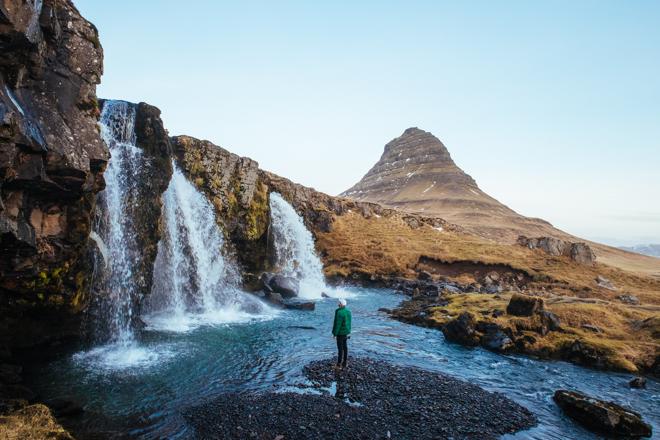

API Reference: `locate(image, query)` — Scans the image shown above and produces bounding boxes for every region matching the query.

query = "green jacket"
[332,307,352,336]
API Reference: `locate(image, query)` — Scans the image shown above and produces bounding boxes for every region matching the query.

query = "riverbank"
[388,289,659,376]
[184,357,536,439]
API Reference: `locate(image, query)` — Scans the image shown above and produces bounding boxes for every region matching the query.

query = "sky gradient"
[76,0,660,246]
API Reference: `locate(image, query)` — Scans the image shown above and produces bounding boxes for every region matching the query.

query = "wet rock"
[283,301,315,311]
[441,312,479,346]
[560,339,610,370]
[506,293,544,316]
[321,292,330,298]
[378,308,391,313]
[268,275,299,298]
[478,323,513,352]
[185,358,536,440]
[265,291,284,306]
[629,377,646,389]
[553,390,652,438]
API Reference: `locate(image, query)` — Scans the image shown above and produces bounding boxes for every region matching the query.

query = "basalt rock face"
[0,0,108,350]
[342,128,565,243]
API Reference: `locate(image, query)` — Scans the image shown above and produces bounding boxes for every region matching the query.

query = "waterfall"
[90,100,145,345]
[145,163,271,332]
[268,193,327,299]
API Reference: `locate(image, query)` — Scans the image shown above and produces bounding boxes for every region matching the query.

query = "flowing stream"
[30,120,659,439]
[29,288,659,439]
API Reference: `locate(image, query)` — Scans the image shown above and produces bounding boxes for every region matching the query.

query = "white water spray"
[145,164,273,332]
[268,193,327,299]
[92,101,145,345]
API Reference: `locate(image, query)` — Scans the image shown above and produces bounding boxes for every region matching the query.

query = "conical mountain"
[341,127,567,243]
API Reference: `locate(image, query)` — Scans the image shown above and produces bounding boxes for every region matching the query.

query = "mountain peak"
[342,129,566,243]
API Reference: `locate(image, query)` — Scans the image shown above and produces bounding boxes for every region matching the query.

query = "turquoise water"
[29,288,659,439]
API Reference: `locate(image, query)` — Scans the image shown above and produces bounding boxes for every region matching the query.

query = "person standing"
[332,298,351,369]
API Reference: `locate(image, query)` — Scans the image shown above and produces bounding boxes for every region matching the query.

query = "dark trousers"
[336,335,348,366]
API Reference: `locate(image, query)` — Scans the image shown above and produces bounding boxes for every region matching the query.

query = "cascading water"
[268,193,327,299]
[145,163,272,332]
[90,100,145,345]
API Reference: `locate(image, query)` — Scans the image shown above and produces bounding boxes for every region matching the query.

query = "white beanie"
[338,298,347,306]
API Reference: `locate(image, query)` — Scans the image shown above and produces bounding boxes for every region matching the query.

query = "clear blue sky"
[76,0,660,246]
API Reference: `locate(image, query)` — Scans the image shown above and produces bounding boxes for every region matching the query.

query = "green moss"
[244,182,269,240]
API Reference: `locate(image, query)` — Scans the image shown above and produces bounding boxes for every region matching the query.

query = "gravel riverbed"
[184,357,536,439]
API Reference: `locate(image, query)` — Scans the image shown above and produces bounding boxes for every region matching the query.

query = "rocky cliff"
[0,0,108,350]
[0,0,109,434]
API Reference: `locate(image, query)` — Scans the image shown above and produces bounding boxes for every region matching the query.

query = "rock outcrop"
[517,236,596,265]
[1,0,107,350]
[553,390,652,438]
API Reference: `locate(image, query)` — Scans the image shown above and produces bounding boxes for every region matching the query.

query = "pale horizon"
[77,0,660,247]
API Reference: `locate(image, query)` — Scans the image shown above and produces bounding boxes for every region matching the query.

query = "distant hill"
[342,128,660,276]
[342,127,574,243]
[620,244,660,258]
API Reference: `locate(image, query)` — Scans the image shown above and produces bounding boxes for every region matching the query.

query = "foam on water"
[72,342,180,374]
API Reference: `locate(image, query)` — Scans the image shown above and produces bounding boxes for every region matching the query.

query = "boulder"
[553,390,652,438]
[617,294,640,305]
[506,294,544,316]
[629,377,646,389]
[441,312,479,346]
[517,236,595,265]
[268,275,299,298]
[539,310,561,332]
[570,243,596,265]
[595,275,616,290]
[478,323,513,352]
[265,291,284,306]
[283,302,315,311]
[417,270,433,281]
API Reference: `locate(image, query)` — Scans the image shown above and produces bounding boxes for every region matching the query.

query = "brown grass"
[410,292,658,373]
[318,212,660,305]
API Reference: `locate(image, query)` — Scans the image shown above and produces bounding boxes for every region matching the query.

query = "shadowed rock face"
[341,128,566,243]
[0,0,108,349]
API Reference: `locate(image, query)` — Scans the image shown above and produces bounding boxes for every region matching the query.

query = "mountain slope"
[342,127,567,243]
[342,128,660,276]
